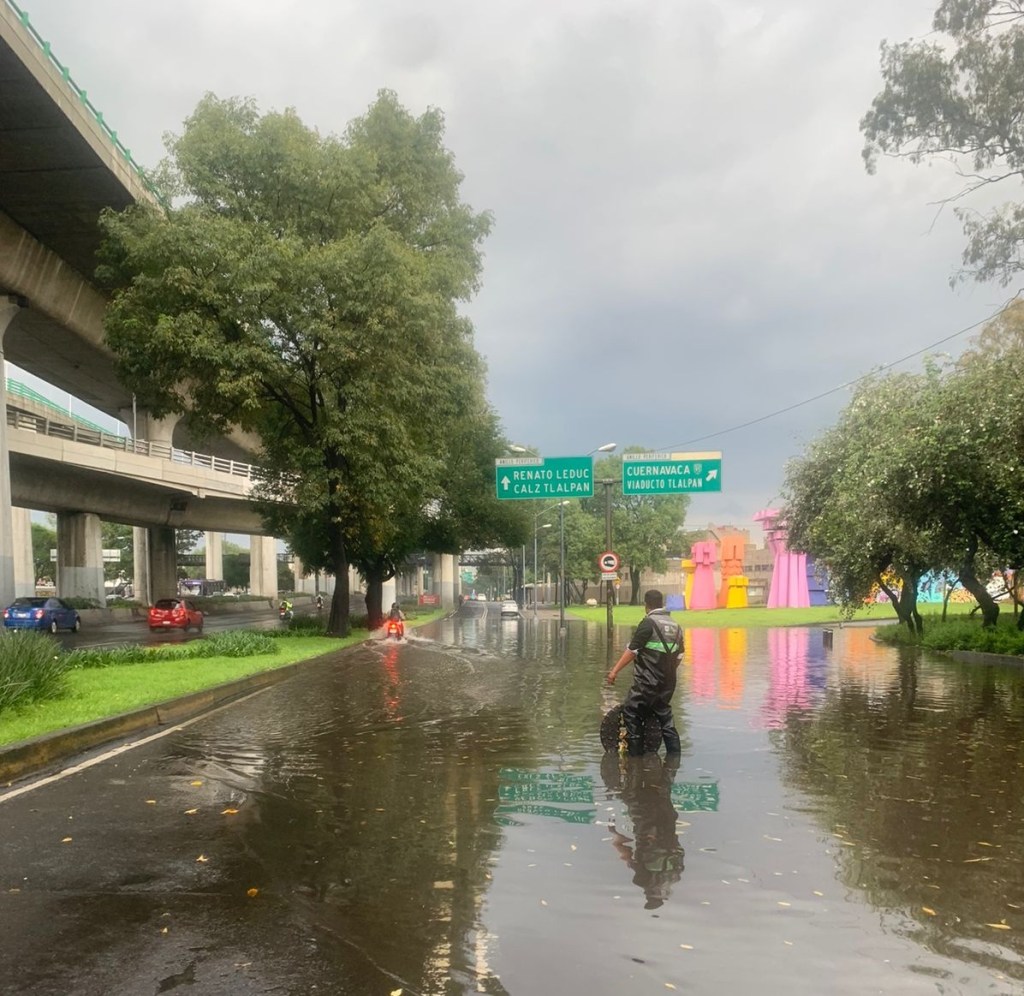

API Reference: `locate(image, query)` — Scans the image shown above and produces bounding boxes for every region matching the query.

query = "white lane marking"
[0,685,274,804]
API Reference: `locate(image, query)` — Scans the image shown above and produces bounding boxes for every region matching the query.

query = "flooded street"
[3,611,1024,994]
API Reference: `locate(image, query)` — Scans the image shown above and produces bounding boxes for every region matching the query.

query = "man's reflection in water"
[601,753,685,910]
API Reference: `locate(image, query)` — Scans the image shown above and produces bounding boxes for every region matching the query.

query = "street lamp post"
[559,499,566,631]
[533,521,551,617]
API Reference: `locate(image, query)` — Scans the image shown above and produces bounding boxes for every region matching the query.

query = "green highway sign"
[622,451,722,495]
[495,455,594,500]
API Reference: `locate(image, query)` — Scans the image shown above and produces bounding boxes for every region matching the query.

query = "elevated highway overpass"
[0,5,458,611]
[4,390,281,605]
[0,3,276,606]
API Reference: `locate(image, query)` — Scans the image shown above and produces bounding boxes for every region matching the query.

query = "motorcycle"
[279,605,294,622]
[385,618,405,640]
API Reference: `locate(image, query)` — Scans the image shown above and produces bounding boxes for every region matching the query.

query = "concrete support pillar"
[204,531,223,581]
[12,505,34,597]
[291,553,304,593]
[117,405,181,447]
[382,576,397,609]
[0,297,24,609]
[148,527,177,601]
[249,535,278,599]
[56,511,105,603]
[133,526,151,604]
[432,552,456,609]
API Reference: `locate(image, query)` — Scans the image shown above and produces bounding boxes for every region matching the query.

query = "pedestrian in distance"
[606,588,683,756]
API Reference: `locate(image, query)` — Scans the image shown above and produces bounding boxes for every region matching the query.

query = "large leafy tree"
[98,91,492,635]
[862,0,1024,283]
[783,373,940,631]
[784,333,1024,629]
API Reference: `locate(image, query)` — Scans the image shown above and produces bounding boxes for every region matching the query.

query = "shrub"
[197,631,277,657]
[66,631,277,669]
[62,597,104,610]
[66,645,156,669]
[281,614,328,635]
[875,616,1024,656]
[0,631,71,711]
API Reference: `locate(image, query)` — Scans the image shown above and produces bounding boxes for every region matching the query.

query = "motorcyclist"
[388,602,405,622]
[279,597,293,617]
[315,594,324,611]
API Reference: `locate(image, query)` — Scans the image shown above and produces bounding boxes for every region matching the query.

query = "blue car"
[3,597,81,633]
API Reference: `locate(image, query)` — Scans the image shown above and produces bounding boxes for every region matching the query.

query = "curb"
[947,649,1024,667]
[0,663,299,786]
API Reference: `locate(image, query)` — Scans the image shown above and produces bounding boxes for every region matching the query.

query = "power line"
[661,297,1018,450]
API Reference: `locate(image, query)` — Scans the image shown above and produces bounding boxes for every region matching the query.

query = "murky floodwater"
[3,611,1024,995]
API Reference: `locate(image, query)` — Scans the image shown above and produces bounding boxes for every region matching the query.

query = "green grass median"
[0,635,350,748]
[568,601,980,628]
[0,608,450,750]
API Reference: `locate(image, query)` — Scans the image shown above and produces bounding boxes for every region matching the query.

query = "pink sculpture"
[754,508,809,608]
[689,540,718,610]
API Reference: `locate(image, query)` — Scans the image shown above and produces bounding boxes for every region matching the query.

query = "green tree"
[176,529,203,557]
[30,521,56,584]
[589,453,689,605]
[98,91,492,636]
[562,502,602,603]
[862,0,1024,284]
[784,341,1024,629]
[783,373,940,631]
[100,522,133,584]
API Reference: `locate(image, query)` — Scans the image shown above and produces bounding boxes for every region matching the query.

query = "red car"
[148,598,204,633]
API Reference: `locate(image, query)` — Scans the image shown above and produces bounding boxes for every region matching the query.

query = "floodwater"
[2,609,1024,995]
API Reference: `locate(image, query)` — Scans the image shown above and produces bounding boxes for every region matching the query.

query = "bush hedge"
[0,631,72,710]
[65,630,279,669]
[875,615,1024,656]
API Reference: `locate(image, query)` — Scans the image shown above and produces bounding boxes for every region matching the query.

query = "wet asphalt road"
[3,608,1024,995]
[52,605,290,652]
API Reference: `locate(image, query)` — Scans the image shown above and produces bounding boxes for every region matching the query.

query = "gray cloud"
[20,0,1005,531]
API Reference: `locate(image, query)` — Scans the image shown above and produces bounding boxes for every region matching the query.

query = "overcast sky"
[14,0,1012,536]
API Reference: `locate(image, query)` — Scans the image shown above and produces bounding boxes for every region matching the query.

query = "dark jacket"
[627,608,684,700]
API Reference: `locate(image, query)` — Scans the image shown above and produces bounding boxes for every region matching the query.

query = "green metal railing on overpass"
[4,0,165,206]
[5,377,107,433]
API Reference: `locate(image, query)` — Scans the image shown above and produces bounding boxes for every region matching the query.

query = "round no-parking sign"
[598,551,620,572]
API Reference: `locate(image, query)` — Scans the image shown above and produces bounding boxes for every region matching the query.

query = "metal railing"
[3,0,164,206]
[4,378,107,433]
[5,407,257,481]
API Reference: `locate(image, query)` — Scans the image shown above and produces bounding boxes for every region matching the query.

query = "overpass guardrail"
[4,0,163,205]
[6,407,258,481]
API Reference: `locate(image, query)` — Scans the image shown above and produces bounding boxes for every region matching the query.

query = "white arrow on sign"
[501,475,511,491]
[706,468,718,481]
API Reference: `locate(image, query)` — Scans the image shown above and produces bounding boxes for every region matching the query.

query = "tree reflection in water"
[775,645,1024,982]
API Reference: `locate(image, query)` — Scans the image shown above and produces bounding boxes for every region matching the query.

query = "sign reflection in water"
[495,763,718,909]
